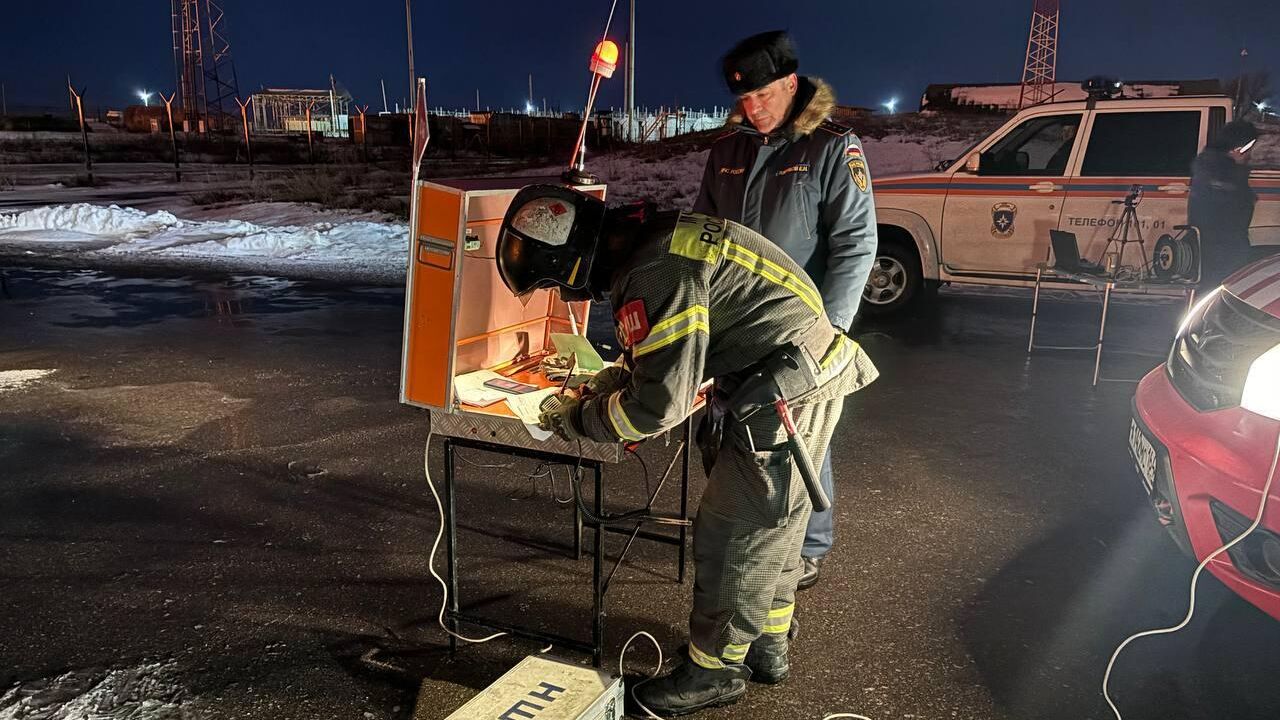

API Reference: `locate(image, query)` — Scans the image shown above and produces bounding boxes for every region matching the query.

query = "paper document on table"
[503,387,559,425]
[550,333,605,373]
[453,369,508,407]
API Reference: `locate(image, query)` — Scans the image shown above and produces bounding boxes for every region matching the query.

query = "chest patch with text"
[777,163,811,177]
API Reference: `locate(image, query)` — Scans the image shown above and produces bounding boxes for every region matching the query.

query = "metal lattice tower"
[171,0,240,131]
[1018,0,1060,109]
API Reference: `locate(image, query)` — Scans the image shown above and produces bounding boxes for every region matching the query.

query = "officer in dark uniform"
[695,31,878,590]
[496,184,878,715]
[1190,119,1259,287]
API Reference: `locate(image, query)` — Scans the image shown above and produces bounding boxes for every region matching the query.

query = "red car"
[1131,253,1280,620]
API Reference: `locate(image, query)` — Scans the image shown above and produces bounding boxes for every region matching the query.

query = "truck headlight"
[1241,342,1280,421]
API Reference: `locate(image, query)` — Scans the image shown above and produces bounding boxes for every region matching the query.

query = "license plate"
[1129,417,1158,494]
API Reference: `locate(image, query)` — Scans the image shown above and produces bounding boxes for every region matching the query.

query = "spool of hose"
[1152,233,1196,280]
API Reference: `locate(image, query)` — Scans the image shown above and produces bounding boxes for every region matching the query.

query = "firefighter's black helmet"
[497,184,607,301]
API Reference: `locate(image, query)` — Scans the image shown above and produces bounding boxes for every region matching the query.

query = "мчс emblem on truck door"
[991,203,1017,238]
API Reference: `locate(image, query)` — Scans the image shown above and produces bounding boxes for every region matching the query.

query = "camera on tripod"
[1117,184,1143,209]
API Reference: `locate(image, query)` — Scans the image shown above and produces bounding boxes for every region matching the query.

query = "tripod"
[1100,184,1148,279]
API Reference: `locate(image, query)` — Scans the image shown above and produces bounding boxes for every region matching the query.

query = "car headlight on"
[1241,342,1280,421]
[1176,286,1222,339]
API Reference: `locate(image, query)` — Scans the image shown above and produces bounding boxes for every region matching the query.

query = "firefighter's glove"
[538,392,584,441]
[585,366,630,397]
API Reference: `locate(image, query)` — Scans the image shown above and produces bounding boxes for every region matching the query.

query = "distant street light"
[882,98,898,114]
[138,90,152,107]
[1256,100,1270,115]
[525,101,535,115]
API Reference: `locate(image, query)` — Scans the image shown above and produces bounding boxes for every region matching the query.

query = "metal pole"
[627,0,635,141]
[1094,282,1113,387]
[405,0,416,105]
[69,83,93,185]
[235,96,253,179]
[161,92,181,182]
[380,78,389,114]
[1028,267,1042,352]
[305,100,316,163]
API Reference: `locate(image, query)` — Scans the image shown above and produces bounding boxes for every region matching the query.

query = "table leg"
[592,463,604,668]
[1028,267,1043,353]
[1094,282,1113,387]
[443,438,460,655]
[573,473,583,561]
[678,418,692,584]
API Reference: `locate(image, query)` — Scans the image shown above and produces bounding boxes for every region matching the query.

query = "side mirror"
[963,153,981,174]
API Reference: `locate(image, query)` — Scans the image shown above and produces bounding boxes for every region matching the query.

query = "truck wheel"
[861,241,927,317]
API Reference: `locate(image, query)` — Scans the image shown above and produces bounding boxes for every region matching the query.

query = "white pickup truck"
[865,95,1280,314]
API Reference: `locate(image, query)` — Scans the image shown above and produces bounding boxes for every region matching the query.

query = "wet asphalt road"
[3,267,1280,720]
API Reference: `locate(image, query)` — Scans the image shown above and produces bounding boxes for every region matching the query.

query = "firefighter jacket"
[576,211,877,444]
[693,77,878,331]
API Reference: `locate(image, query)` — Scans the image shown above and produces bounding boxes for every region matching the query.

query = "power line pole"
[626,0,635,141]
[1018,0,1060,109]
[405,0,416,106]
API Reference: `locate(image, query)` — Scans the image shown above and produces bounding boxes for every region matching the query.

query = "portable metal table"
[431,408,694,667]
[1027,263,1197,386]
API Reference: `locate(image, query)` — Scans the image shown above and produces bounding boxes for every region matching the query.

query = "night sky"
[1,0,1275,113]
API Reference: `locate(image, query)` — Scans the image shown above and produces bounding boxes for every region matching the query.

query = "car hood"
[1223,253,1280,320]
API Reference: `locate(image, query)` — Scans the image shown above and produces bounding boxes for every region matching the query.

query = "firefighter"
[695,31,878,590]
[496,184,877,714]
[1190,119,1259,287]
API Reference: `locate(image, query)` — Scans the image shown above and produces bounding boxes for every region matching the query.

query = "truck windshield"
[980,114,1083,176]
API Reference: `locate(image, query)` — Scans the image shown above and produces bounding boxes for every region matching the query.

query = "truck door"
[1059,109,1203,271]
[941,112,1081,276]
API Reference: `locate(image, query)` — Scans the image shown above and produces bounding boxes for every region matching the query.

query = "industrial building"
[250,83,352,137]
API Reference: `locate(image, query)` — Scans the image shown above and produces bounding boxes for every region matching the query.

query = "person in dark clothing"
[694,30,878,591]
[496,185,878,715]
[1190,119,1259,287]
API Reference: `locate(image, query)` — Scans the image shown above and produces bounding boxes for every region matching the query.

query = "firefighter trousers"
[687,392,845,668]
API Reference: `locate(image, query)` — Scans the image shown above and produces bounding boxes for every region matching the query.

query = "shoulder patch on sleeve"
[818,119,852,136]
[615,299,651,350]
[847,157,869,192]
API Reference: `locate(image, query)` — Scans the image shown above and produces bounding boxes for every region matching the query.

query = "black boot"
[631,654,752,716]
[744,630,791,685]
[797,555,823,590]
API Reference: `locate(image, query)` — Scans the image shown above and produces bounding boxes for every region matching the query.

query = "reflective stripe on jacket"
[578,212,875,444]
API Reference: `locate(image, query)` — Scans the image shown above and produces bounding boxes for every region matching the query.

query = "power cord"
[1102,427,1280,718]
[423,428,507,644]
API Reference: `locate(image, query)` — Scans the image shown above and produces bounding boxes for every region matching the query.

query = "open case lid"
[400,176,606,413]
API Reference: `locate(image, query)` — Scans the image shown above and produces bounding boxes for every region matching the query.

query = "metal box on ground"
[424,655,626,720]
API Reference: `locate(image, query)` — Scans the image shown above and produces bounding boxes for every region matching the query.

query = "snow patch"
[0,205,180,239]
[0,369,55,392]
[0,203,408,275]
[0,661,187,720]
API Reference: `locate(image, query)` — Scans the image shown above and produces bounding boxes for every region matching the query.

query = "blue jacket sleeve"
[818,134,879,331]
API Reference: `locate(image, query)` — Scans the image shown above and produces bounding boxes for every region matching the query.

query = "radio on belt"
[426,655,625,720]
